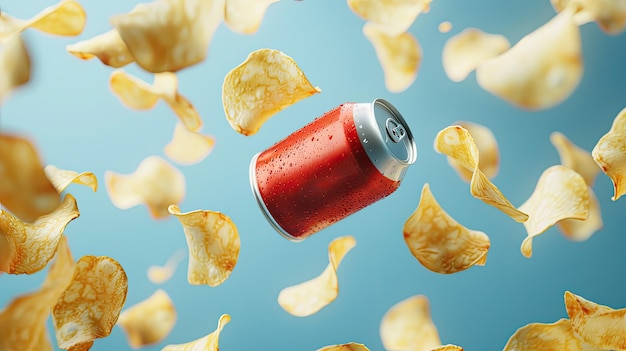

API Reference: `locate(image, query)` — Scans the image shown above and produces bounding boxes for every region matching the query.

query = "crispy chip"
[476,11,582,110]
[110,70,203,132]
[317,343,371,351]
[347,0,431,36]
[66,30,135,68]
[222,48,321,136]
[164,123,215,165]
[557,187,602,242]
[551,132,600,186]
[168,205,240,287]
[278,236,356,317]
[432,346,463,351]
[592,107,626,201]
[552,0,626,34]
[44,165,98,193]
[442,28,510,82]
[224,0,278,34]
[518,165,589,258]
[434,125,529,222]
[0,34,30,103]
[105,156,185,219]
[0,0,86,37]
[565,291,626,350]
[162,314,230,351]
[438,21,452,33]
[147,248,186,284]
[52,255,129,351]
[363,22,421,93]
[380,295,441,351]
[447,121,500,182]
[503,319,598,351]
[117,289,177,348]
[110,0,225,73]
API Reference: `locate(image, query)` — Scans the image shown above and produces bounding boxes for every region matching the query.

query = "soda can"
[249,98,417,241]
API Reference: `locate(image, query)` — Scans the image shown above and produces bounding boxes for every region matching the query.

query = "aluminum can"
[249,98,417,241]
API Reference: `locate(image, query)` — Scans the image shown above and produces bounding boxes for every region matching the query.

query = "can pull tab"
[386,118,406,143]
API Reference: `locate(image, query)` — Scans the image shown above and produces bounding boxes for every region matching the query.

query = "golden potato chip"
[224,0,278,34]
[380,295,441,351]
[363,22,421,93]
[557,186,602,242]
[162,314,230,351]
[551,132,600,186]
[110,70,203,132]
[278,236,356,317]
[317,343,371,351]
[476,11,582,110]
[66,30,135,68]
[442,28,510,82]
[447,121,499,182]
[105,156,185,219]
[518,165,589,258]
[403,183,490,274]
[117,289,177,348]
[164,123,215,165]
[44,165,98,193]
[147,248,186,284]
[432,346,463,351]
[438,21,452,33]
[0,34,30,103]
[0,0,86,37]
[592,107,626,201]
[168,205,240,287]
[52,255,129,351]
[552,0,626,34]
[110,0,225,73]
[347,0,431,36]
[222,48,321,136]
[565,291,626,350]
[434,125,529,222]
[503,319,598,351]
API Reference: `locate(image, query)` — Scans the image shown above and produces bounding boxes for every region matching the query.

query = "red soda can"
[249,99,417,241]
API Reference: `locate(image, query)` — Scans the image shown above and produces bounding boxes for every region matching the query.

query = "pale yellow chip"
[403,183,490,274]
[52,255,129,351]
[162,314,230,351]
[168,205,240,287]
[347,0,432,36]
[317,343,371,351]
[110,0,225,73]
[565,291,626,350]
[44,165,98,193]
[431,346,463,351]
[552,0,626,35]
[110,70,203,132]
[224,0,278,34]
[278,236,356,317]
[105,156,185,219]
[0,0,86,37]
[0,34,30,103]
[164,123,215,166]
[222,48,321,136]
[476,11,582,110]
[447,121,500,182]
[551,132,600,186]
[518,165,589,258]
[438,21,452,33]
[434,125,529,222]
[442,28,510,82]
[363,22,421,93]
[117,289,177,348]
[592,107,626,201]
[147,248,186,284]
[503,318,599,351]
[380,295,441,351]
[557,186,602,242]
[66,29,135,68]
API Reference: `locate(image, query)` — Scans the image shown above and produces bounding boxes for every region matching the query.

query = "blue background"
[2,0,626,350]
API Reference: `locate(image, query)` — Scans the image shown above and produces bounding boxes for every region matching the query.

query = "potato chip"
[0,0,86,37]
[0,34,30,103]
[551,132,600,186]
[363,22,421,93]
[168,205,240,287]
[551,0,626,35]
[162,314,230,351]
[278,236,356,317]
[52,255,129,351]
[117,289,177,348]
[556,187,602,242]
[442,28,510,82]
[105,156,185,219]
[66,30,135,68]
[447,121,499,182]
[317,343,371,351]
[518,165,589,258]
[434,125,529,222]
[224,0,278,34]
[432,346,463,351]
[110,70,203,132]
[0,194,79,274]
[503,319,599,351]
[110,0,225,73]
[347,0,431,36]
[592,107,626,201]
[380,295,441,351]
[147,248,186,284]
[565,291,626,350]
[438,21,452,33]
[164,123,215,165]
[222,48,321,136]
[44,165,98,193]
[476,11,582,110]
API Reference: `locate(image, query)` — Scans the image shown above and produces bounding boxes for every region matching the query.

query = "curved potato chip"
[278,236,356,317]
[438,21,452,33]
[557,186,602,242]
[380,295,441,351]
[592,107,626,201]
[168,205,240,287]
[447,121,499,182]
[44,165,98,193]
[565,291,626,350]
[105,156,185,219]
[476,11,582,110]
[442,28,510,82]
[110,70,202,132]
[0,0,86,37]
[117,289,177,348]
[52,255,129,351]
[403,183,490,274]
[162,314,230,351]
[434,125,529,222]
[552,0,626,34]
[66,30,135,68]
[224,0,278,34]
[347,0,431,36]
[551,132,600,186]
[363,22,421,93]
[518,165,589,258]
[0,34,30,103]
[222,48,321,136]
[317,343,371,351]
[164,123,215,165]
[147,248,186,284]
[432,346,463,351]
[503,319,600,351]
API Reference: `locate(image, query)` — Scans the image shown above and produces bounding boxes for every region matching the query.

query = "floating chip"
[147,248,186,284]
[447,121,500,182]
[224,0,278,34]
[438,21,452,33]
[52,255,129,351]
[66,30,135,68]
[164,123,215,165]
[278,236,356,317]
[503,319,597,351]
[565,291,626,350]
[222,48,321,136]
[117,289,177,348]
[551,132,600,186]
[442,28,510,83]
[0,34,30,103]
[110,70,203,132]
[317,343,371,351]
[363,22,421,93]
[518,165,589,258]
[551,0,626,35]
[162,314,230,351]
[592,107,626,201]
[44,165,98,193]
[380,295,441,351]
[476,11,582,110]
[557,187,602,242]
[168,205,240,287]
[105,156,185,219]
[0,0,86,37]
[347,0,431,36]
[434,125,529,222]
[432,346,463,351]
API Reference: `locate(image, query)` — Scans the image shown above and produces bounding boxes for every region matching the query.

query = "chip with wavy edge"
[66,29,134,68]
[380,295,441,351]
[347,0,431,36]
[317,343,371,351]
[148,248,186,284]
[164,123,215,166]
[592,107,626,201]
[432,346,463,351]
[0,34,30,103]
[551,0,626,35]
[224,0,278,34]
[161,314,230,351]
[503,318,600,351]
[0,0,86,37]
[44,165,98,193]
[278,235,356,317]
[565,291,626,350]
[117,289,177,349]
[447,121,500,182]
